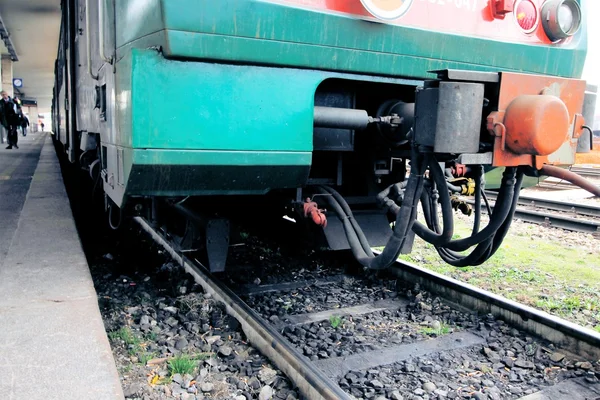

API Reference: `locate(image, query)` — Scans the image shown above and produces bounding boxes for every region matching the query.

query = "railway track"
[135,215,600,400]
[569,167,600,178]
[536,167,600,191]
[468,192,600,234]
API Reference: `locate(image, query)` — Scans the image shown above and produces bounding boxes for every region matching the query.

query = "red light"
[515,0,539,33]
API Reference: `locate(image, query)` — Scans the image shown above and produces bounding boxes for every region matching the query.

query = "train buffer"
[0,132,123,399]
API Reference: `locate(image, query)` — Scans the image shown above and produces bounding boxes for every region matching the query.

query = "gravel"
[242,277,398,321]
[281,300,465,361]
[88,226,300,400]
[334,284,600,400]
[224,230,348,288]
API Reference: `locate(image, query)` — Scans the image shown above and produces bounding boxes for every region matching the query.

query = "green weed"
[419,323,451,336]
[329,315,343,329]
[168,354,197,376]
[108,327,143,355]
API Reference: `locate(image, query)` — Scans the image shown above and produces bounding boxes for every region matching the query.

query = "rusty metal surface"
[503,95,570,156]
[490,72,587,168]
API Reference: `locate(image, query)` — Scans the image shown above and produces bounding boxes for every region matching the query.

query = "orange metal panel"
[490,72,587,169]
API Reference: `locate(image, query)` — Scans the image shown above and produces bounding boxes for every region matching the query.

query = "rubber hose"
[472,166,484,234]
[320,186,374,257]
[540,165,600,197]
[439,167,517,252]
[365,152,427,269]
[437,171,524,267]
[446,182,462,193]
[420,168,522,267]
[412,155,455,245]
[316,187,371,262]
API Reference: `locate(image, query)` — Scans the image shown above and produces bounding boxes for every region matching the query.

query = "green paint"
[130,49,323,152]
[110,1,588,200]
[116,0,587,79]
[132,149,312,166]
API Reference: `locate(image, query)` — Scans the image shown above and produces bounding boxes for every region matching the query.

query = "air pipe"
[540,165,600,197]
[313,106,370,130]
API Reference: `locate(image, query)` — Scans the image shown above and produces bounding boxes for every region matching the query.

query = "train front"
[120,0,595,270]
[278,0,595,269]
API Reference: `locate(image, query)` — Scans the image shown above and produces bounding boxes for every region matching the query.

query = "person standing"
[0,91,19,149]
[21,115,29,136]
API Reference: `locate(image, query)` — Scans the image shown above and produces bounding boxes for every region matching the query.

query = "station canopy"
[0,0,61,113]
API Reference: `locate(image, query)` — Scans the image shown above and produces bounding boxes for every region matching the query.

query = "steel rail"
[137,211,600,397]
[569,167,600,177]
[484,191,600,218]
[385,256,600,360]
[134,216,351,400]
[465,198,600,234]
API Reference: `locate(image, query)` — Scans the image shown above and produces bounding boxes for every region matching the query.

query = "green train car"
[53,0,596,270]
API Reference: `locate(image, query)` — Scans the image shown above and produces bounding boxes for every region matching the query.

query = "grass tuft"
[168,354,197,376]
[108,327,143,356]
[329,315,343,329]
[419,323,451,336]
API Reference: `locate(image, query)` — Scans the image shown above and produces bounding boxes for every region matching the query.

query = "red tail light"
[515,0,539,33]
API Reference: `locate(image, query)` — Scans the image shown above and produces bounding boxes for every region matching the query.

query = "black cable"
[433,170,524,267]
[472,166,484,234]
[414,166,518,252]
[320,151,427,270]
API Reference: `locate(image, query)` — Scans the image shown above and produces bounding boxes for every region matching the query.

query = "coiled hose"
[416,159,524,267]
[319,152,524,269]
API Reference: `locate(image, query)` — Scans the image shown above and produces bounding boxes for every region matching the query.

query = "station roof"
[0,1,61,113]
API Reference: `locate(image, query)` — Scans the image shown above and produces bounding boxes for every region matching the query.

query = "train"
[52,0,596,271]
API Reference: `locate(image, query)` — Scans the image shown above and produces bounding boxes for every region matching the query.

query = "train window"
[100,84,107,122]
[102,146,107,170]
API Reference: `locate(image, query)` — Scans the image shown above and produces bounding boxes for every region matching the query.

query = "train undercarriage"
[73,68,593,274]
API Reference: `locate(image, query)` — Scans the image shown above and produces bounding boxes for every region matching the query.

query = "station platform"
[0,132,124,399]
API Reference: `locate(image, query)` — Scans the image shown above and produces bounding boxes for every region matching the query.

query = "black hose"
[481,190,493,215]
[446,182,462,193]
[319,186,374,257]
[320,151,427,270]
[412,155,455,245]
[415,161,523,267]
[472,166,484,234]
[433,171,524,267]
[316,187,371,263]
[414,166,518,251]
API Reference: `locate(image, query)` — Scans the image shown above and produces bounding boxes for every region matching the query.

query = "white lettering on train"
[422,0,477,12]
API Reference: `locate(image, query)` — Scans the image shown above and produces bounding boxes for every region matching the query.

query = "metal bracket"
[491,0,514,20]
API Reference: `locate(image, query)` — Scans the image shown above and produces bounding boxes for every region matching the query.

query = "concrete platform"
[0,133,124,399]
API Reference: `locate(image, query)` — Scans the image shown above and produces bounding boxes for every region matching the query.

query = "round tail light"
[515,0,539,33]
[541,0,582,42]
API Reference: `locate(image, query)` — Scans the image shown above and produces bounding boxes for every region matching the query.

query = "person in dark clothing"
[21,115,29,136]
[0,91,19,149]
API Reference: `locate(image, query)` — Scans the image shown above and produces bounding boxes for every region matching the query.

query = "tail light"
[541,0,582,41]
[514,0,539,33]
